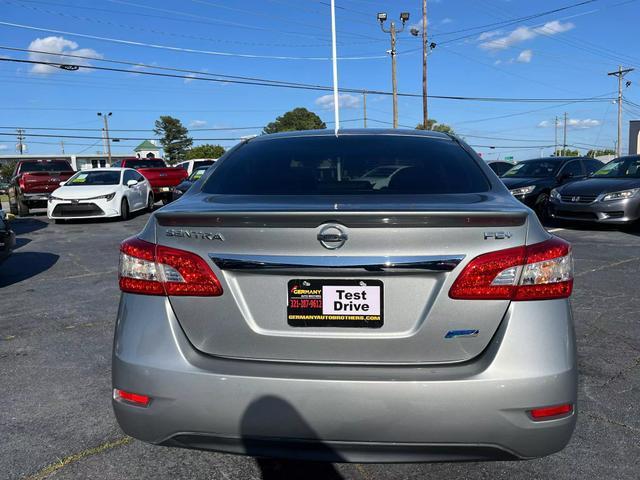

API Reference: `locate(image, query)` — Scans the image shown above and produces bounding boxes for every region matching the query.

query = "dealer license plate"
[287,279,383,328]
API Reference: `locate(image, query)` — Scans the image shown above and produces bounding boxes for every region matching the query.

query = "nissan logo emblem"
[317,224,348,250]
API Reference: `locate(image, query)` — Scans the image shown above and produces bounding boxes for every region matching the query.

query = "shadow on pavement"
[0,252,59,287]
[10,218,48,236]
[241,396,345,480]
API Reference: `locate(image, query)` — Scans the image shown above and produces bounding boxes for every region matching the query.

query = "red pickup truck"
[8,159,75,216]
[113,158,187,204]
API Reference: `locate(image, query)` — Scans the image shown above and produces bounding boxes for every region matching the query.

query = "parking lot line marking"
[575,256,640,277]
[547,228,565,232]
[25,436,132,480]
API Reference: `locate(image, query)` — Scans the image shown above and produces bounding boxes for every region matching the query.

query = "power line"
[4,0,339,42]
[0,132,244,141]
[0,125,265,132]
[0,49,616,103]
[432,0,599,42]
[1,0,341,48]
[0,21,387,61]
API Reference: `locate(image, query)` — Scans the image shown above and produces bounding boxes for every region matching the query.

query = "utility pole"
[97,112,112,164]
[554,116,558,156]
[363,90,368,128]
[378,12,410,128]
[16,129,25,154]
[563,112,568,155]
[60,140,65,155]
[608,66,634,157]
[421,0,428,127]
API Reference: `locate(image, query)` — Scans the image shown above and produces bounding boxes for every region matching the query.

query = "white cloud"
[189,120,207,128]
[538,118,600,129]
[478,30,502,41]
[517,49,533,63]
[0,144,8,151]
[493,59,503,65]
[441,17,453,24]
[315,93,360,110]
[479,20,574,50]
[27,36,102,75]
[535,20,575,35]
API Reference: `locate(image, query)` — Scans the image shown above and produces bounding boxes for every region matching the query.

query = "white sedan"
[47,168,153,222]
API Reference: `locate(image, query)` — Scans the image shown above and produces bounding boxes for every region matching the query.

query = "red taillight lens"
[113,388,150,407]
[449,237,572,301]
[119,237,223,296]
[530,403,573,420]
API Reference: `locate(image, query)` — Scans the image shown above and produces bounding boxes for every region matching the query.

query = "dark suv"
[500,156,603,217]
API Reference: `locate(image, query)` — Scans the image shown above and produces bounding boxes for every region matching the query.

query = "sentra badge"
[165,229,224,241]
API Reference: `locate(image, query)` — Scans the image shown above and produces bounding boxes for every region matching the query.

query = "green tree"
[415,119,454,135]
[263,107,326,134]
[0,160,17,181]
[153,116,193,164]
[554,148,580,157]
[186,144,225,160]
[586,148,616,157]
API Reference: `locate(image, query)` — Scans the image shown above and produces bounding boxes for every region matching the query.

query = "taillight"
[449,237,572,301]
[119,237,223,296]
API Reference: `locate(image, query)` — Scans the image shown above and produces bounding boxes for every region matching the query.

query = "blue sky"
[1,0,640,160]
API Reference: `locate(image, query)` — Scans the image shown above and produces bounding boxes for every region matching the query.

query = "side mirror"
[127,179,138,187]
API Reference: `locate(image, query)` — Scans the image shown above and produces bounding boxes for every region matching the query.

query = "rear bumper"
[549,197,640,224]
[112,295,578,462]
[19,192,50,207]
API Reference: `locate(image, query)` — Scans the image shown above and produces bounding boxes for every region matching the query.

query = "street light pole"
[554,116,558,156]
[378,12,410,128]
[608,66,634,157]
[97,112,113,164]
[563,111,568,155]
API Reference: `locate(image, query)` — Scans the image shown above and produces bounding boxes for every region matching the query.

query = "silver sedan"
[112,129,577,463]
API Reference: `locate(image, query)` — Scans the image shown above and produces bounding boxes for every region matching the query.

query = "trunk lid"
[155,194,530,365]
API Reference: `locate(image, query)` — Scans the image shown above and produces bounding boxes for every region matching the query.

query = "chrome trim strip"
[210,254,464,272]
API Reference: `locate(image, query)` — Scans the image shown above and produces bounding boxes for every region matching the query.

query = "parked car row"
[496,155,640,227]
[4,157,202,220]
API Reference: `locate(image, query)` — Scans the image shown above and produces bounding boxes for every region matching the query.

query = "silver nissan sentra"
[113,129,577,462]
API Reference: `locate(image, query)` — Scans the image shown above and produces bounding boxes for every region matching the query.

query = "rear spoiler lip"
[155,211,527,228]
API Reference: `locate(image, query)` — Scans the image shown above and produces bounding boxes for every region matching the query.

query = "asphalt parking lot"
[1,209,639,480]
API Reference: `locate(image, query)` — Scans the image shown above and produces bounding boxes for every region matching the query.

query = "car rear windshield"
[124,159,166,169]
[67,171,121,185]
[591,157,640,178]
[202,135,490,195]
[502,160,561,178]
[20,160,73,173]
